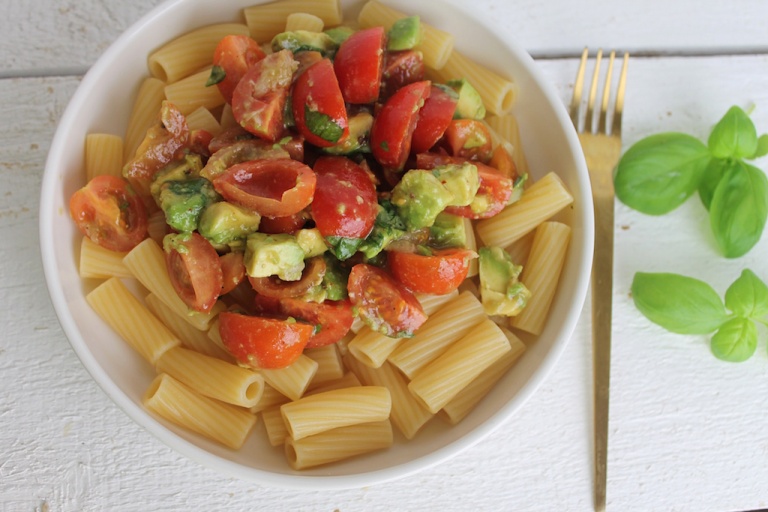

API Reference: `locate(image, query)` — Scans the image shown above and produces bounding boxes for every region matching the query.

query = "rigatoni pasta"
[79,237,131,279]
[244,0,342,43]
[164,67,226,116]
[284,12,325,32]
[123,77,166,161]
[85,133,123,180]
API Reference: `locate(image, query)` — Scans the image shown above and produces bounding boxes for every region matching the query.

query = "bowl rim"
[40,0,593,490]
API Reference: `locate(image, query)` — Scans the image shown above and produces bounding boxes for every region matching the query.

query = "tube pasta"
[260,354,318,401]
[285,12,325,32]
[146,210,169,246]
[511,222,572,335]
[408,318,511,414]
[250,384,290,414]
[348,326,405,369]
[123,77,166,161]
[349,290,457,338]
[262,406,289,446]
[485,114,530,178]
[164,67,226,116]
[464,218,479,278]
[504,229,535,268]
[144,373,257,449]
[284,420,393,470]
[476,172,574,248]
[305,372,362,396]
[78,237,131,279]
[305,345,345,390]
[86,277,180,365]
[280,386,391,440]
[85,133,123,180]
[185,106,223,136]
[244,0,342,43]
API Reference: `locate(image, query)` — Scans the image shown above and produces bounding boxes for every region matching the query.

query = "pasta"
[260,354,319,401]
[305,345,345,390]
[250,384,290,414]
[485,114,530,178]
[284,12,325,32]
[262,406,290,446]
[78,237,132,279]
[164,67,226,116]
[185,106,223,136]
[85,133,123,180]
[244,0,343,43]
[123,77,166,161]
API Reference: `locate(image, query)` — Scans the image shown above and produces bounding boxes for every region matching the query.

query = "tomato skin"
[347,263,427,338]
[279,298,354,348]
[220,251,246,296]
[371,81,431,170]
[219,312,313,369]
[69,175,148,252]
[292,59,349,148]
[443,119,493,162]
[212,158,316,217]
[232,49,297,142]
[488,144,517,179]
[311,156,378,239]
[248,256,326,299]
[164,233,223,314]
[258,210,308,234]
[211,34,267,104]
[389,249,477,295]
[333,27,386,104]
[380,50,425,101]
[411,85,458,154]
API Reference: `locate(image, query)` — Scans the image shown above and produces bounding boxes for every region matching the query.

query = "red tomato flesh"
[211,34,267,104]
[219,251,246,296]
[371,81,431,170]
[279,298,354,348]
[292,58,349,148]
[219,312,313,369]
[389,249,477,295]
[444,119,493,162]
[164,233,223,314]
[411,85,458,154]
[380,50,425,100]
[333,26,386,104]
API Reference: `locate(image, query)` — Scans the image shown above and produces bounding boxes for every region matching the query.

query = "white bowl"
[40,0,592,489]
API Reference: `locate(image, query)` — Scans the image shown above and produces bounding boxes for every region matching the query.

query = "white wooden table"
[2,1,768,510]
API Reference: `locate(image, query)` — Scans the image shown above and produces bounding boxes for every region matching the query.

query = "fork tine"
[585,49,603,134]
[597,51,616,134]
[569,47,589,128]
[611,52,630,136]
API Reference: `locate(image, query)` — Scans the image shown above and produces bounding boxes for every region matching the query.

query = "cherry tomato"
[212,158,316,217]
[371,81,431,170]
[411,85,458,154]
[164,232,223,314]
[232,49,297,142]
[219,312,313,369]
[258,210,308,234]
[311,156,378,239]
[380,50,425,100]
[248,256,326,298]
[488,144,518,179]
[69,175,148,252]
[443,119,493,162]
[188,129,213,160]
[347,263,427,338]
[292,58,349,148]
[208,125,255,154]
[210,34,267,104]
[333,26,386,104]
[279,298,354,348]
[201,139,292,181]
[388,249,477,295]
[220,251,246,296]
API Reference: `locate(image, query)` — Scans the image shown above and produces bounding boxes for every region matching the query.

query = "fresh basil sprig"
[615,106,768,258]
[631,270,768,362]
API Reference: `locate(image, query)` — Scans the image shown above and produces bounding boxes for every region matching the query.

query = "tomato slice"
[380,50,425,101]
[220,251,246,296]
[201,139,292,181]
[219,312,313,369]
[311,156,378,239]
[389,249,477,295]
[248,256,326,298]
[371,81,431,170]
[279,298,354,348]
[209,34,266,104]
[411,85,458,154]
[347,263,427,338]
[333,26,386,104]
[258,210,309,234]
[188,129,214,160]
[292,58,349,148]
[164,232,223,313]
[212,158,316,217]
[443,119,493,162]
[69,175,148,252]
[489,144,518,179]
[232,49,297,142]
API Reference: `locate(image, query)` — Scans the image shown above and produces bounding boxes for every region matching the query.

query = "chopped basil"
[205,65,226,87]
[304,106,344,143]
[325,236,363,260]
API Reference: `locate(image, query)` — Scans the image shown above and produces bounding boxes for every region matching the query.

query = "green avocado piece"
[324,26,355,45]
[198,201,262,246]
[150,154,203,201]
[387,16,422,51]
[244,232,305,281]
[391,169,454,231]
[158,178,218,233]
[447,78,486,120]
[478,246,531,316]
[271,30,339,57]
[358,200,407,259]
[295,228,328,258]
[322,112,373,155]
[320,253,350,301]
[429,212,467,249]
[432,163,480,207]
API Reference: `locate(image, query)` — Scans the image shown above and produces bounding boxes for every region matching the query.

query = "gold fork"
[569,47,629,512]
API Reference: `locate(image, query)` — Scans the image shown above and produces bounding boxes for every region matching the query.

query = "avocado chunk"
[358,199,407,259]
[391,169,454,230]
[387,16,422,51]
[478,246,531,316]
[158,178,218,233]
[150,154,204,200]
[295,228,328,258]
[508,173,528,205]
[324,26,355,45]
[432,163,480,207]
[447,78,486,120]
[271,30,338,57]
[320,253,350,301]
[429,212,467,249]
[323,112,373,155]
[198,201,262,246]
[244,232,306,281]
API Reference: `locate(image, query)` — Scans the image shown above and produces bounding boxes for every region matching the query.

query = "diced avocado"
[244,232,305,281]
[271,30,338,57]
[432,163,480,207]
[387,16,422,51]
[429,212,467,249]
[320,253,349,300]
[295,228,328,258]
[478,246,531,316]
[150,154,204,201]
[198,201,262,246]
[323,112,373,155]
[447,78,486,120]
[158,178,218,233]
[358,199,407,259]
[508,173,528,205]
[391,169,454,230]
[324,26,355,45]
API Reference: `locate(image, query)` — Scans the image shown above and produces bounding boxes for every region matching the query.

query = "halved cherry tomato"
[69,175,148,252]
[188,129,214,160]
[201,139,291,181]
[258,210,309,234]
[443,119,493,162]
[292,59,349,148]
[347,263,427,338]
[164,232,223,314]
[389,249,477,295]
[232,49,297,142]
[208,125,254,153]
[380,50,425,100]
[489,144,518,179]
[248,256,326,298]
[279,298,354,348]
[371,81,431,170]
[311,156,378,239]
[220,251,246,296]
[219,312,313,369]
[210,34,267,104]
[333,26,386,104]
[411,85,458,154]
[212,158,316,217]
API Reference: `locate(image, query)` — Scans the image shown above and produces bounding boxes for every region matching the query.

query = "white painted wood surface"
[2,1,768,511]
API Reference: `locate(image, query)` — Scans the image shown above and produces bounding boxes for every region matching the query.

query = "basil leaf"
[753,134,768,159]
[631,272,729,334]
[614,133,710,215]
[709,161,768,258]
[698,158,730,210]
[724,269,768,318]
[710,317,757,362]
[325,236,362,260]
[708,105,758,159]
[205,65,226,87]
[304,106,344,143]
